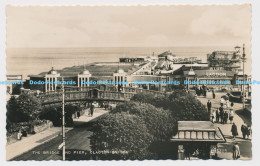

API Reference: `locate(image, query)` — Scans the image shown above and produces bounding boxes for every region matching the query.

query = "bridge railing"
[39,86,167,104]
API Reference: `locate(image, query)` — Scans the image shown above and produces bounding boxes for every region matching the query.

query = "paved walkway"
[197,92,252,160]
[6,108,108,160]
[73,108,108,126]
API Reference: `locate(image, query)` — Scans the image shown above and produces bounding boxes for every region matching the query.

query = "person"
[246,125,251,139]
[241,122,247,139]
[220,97,224,107]
[215,109,220,123]
[224,110,229,124]
[211,111,215,123]
[90,103,95,117]
[207,100,212,113]
[226,99,230,109]
[232,143,240,160]
[229,109,234,124]
[231,102,234,108]
[204,89,207,97]
[17,129,22,140]
[212,90,215,99]
[77,111,80,119]
[199,86,203,96]
[219,106,224,124]
[231,123,238,138]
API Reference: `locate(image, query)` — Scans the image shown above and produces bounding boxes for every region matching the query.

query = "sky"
[6,5,251,48]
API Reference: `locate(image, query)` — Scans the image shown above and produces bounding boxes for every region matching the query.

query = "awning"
[171,121,226,143]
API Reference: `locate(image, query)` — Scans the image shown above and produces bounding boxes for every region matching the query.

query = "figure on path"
[246,125,251,139]
[212,90,215,99]
[215,109,219,123]
[224,110,229,124]
[219,105,224,124]
[77,111,80,119]
[229,109,234,124]
[231,123,238,139]
[90,103,95,117]
[207,100,212,113]
[232,143,240,160]
[241,122,247,139]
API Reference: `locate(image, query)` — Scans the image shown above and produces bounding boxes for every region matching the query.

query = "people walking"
[219,105,224,124]
[224,110,229,124]
[231,102,234,108]
[212,90,215,99]
[207,100,212,113]
[232,143,240,160]
[77,111,80,119]
[229,109,234,124]
[211,111,215,123]
[246,125,251,139]
[215,109,220,123]
[90,103,95,117]
[17,129,22,140]
[226,100,230,109]
[231,123,238,138]
[220,97,224,107]
[241,122,247,139]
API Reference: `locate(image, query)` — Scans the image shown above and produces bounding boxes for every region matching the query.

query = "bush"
[6,96,29,122]
[111,102,177,142]
[15,93,42,121]
[90,113,154,160]
[39,104,80,127]
[131,92,155,104]
[131,90,209,121]
[168,90,209,121]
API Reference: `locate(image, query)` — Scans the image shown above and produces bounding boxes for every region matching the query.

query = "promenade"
[197,91,252,160]
[6,108,108,160]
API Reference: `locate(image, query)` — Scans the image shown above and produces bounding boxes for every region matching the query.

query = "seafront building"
[7,47,251,94]
[207,51,241,72]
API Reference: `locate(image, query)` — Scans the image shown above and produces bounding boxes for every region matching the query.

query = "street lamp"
[241,44,247,110]
[61,77,66,160]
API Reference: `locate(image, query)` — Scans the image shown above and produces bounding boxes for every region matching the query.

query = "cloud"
[6,5,251,48]
[190,5,251,38]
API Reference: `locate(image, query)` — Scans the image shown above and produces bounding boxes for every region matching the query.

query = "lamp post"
[62,77,66,160]
[241,44,246,110]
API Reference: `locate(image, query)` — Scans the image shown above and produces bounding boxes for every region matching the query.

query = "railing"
[39,86,166,105]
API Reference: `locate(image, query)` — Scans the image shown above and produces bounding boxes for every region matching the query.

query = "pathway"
[6,108,108,160]
[197,91,252,160]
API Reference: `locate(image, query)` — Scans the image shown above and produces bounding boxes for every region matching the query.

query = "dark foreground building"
[171,121,226,159]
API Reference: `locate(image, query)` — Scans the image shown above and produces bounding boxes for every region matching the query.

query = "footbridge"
[38,86,167,106]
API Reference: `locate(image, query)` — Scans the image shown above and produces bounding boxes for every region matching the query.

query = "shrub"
[39,104,80,127]
[90,113,154,160]
[15,93,42,121]
[131,92,154,104]
[111,102,177,141]
[6,96,29,122]
[168,90,209,121]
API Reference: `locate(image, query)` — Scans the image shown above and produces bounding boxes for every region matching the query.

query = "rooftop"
[29,62,147,78]
[171,121,226,142]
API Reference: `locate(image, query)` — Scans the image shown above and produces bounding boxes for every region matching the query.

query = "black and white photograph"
[3,3,254,162]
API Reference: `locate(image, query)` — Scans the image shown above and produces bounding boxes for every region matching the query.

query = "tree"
[168,90,210,121]
[15,93,42,121]
[39,104,80,127]
[90,113,154,160]
[131,90,210,121]
[131,92,154,104]
[6,96,28,122]
[111,102,177,142]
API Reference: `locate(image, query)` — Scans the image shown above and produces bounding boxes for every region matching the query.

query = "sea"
[6,46,252,80]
